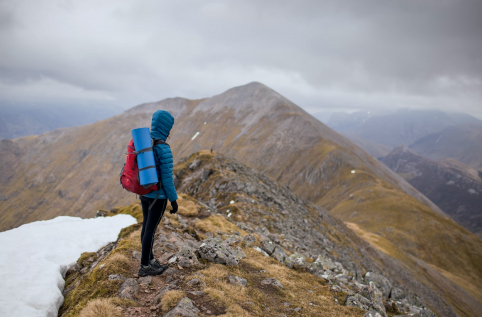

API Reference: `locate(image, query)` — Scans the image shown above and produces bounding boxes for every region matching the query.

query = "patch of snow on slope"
[0,214,136,317]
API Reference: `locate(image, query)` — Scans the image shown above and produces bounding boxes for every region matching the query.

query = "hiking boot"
[138,263,165,277]
[150,258,168,273]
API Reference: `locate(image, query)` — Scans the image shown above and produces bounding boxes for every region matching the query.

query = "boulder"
[260,240,276,255]
[346,294,372,311]
[359,284,386,316]
[271,246,287,263]
[253,246,269,257]
[186,278,206,288]
[118,278,139,300]
[313,254,343,271]
[242,234,257,246]
[196,237,246,265]
[346,292,387,317]
[261,278,284,289]
[307,261,324,274]
[223,236,241,246]
[389,287,406,301]
[227,275,247,286]
[284,253,307,270]
[333,273,351,284]
[163,297,200,317]
[364,272,392,298]
[177,246,201,268]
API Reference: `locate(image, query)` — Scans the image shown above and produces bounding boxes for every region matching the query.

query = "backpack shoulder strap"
[153,139,170,147]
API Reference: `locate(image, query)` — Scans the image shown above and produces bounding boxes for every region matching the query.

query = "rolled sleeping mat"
[132,127,159,187]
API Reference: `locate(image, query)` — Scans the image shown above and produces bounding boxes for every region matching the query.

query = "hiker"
[138,110,178,277]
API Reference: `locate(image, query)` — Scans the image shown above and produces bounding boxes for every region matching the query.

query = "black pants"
[139,196,167,266]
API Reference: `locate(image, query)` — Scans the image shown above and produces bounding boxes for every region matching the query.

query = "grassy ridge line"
[60,200,365,317]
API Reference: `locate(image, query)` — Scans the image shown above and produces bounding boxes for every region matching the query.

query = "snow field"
[0,215,137,317]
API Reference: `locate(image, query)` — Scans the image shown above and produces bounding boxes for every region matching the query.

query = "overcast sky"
[1,0,481,118]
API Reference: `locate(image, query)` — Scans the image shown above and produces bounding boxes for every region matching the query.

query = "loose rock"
[177,246,201,268]
[242,234,257,246]
[118,278,139,300]
[163,297,200,317]
[284,253,307,270]
[364,272,392,298]
[261,278,284,289]
[271,246,287,263]
[227,275,247,286]
[197,237,246,265]
[260,240,276,255]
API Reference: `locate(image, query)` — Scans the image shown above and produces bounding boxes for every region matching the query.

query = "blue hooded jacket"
[142,110,178,202]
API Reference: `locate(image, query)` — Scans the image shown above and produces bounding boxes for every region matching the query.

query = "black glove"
[170,200,178,214]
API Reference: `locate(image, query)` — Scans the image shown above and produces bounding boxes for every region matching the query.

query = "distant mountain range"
[382,145,482,239]
[325,109,481,149]
[1,83,481,316]
[409,122,482,170]
[0,103,120,140]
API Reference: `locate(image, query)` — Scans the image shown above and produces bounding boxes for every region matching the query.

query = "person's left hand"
[170,200,178,214]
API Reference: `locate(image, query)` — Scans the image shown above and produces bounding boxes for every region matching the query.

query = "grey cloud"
[0,0,481,118]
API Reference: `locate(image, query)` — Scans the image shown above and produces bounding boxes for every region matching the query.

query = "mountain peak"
[193,81,291,116]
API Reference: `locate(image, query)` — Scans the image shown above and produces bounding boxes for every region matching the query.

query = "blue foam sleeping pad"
[132,127,158,187]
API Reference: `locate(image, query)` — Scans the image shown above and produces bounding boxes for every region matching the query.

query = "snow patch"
[191,132,200,140]
[0,214,136,317]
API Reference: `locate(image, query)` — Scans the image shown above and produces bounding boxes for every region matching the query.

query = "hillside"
[327,109,481,148]
[409,122,482,170]
[1,82,482,316]
[61,152,452,317]
[381,146,482,239]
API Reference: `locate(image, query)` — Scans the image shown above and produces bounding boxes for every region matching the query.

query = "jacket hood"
[151,110,174,141]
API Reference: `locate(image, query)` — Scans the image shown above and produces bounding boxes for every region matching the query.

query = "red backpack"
[119,139,168,196]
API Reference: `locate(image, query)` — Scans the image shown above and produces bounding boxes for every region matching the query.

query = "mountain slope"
[1,82,482,316]
[409,122,482,170]
[61,152,450,317]
[327,109,481,148]
[382,146,482,239]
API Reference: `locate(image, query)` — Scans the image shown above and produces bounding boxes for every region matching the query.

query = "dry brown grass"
[188,246,364,317]
[60,226,142,317]
[160,290,186,311]
[345,222,403,258]
[78,298,123,317]
[103,253,130,269]
[194,214,248,236]
[176,194,199,217]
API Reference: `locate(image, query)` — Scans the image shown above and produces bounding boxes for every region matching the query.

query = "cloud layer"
[1,0,481,117]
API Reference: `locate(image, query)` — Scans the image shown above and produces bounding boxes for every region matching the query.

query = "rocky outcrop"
[196,237,246,265]
[173,152,451,316]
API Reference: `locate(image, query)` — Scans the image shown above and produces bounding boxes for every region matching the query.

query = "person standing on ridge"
[138,110,179,277]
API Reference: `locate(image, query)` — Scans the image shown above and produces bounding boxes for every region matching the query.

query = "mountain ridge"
[382,145,482,239]
[409,122,482,170]
[1,82,481,316]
